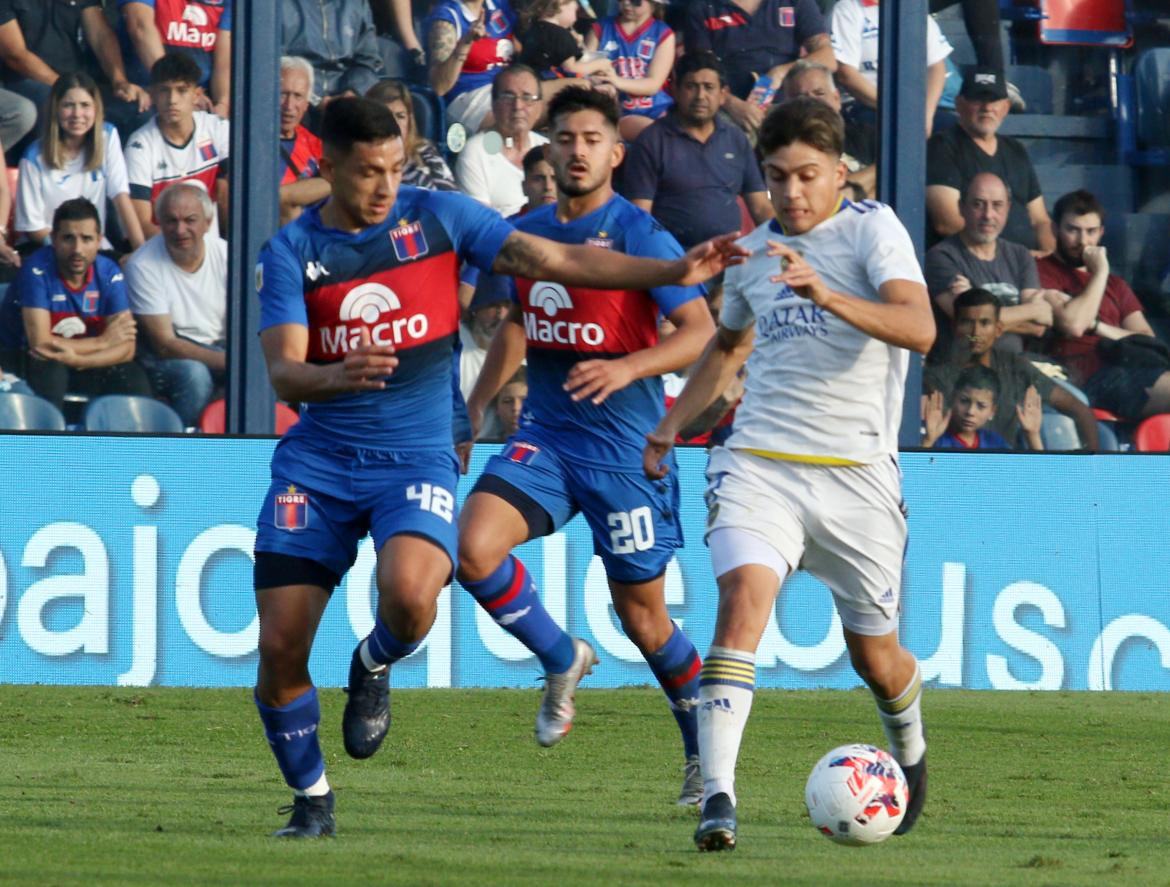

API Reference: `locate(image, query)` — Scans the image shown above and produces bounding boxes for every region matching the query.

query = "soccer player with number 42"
[643,97,936,851]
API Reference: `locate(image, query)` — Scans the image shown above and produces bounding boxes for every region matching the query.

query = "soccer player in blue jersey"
[457,87,715,805]
[251,96,744,838]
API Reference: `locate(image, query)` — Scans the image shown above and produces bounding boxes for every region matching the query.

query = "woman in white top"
[15,72,145,253]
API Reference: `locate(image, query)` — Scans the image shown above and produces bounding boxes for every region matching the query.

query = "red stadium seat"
[1092,407,1120,422]
[1132,414,1170,452]
[199,398,300,434]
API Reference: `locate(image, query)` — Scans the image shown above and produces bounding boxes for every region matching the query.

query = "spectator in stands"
[458,271,512,402]
[1038,189,1170,420]
[780,60,875,198]
[456,64,549,216]
[490,365,527,440]
[921,364,1038,449]
[519,144,556,214]
[586,0,676,142]
[622,51,772,249]
[372,0,426,68]
[925,287,1099,449]
[120,0,231,117]
[0,0,151,133]
[829,0,953,137]
[125,182,225,427]
[281,0,383,102]
[682,0,834,138]
[278,56,328,225]
[517,0,615,82]
[366,78,457,191]
[926,67,1054,253]
[924,172,1059,353]
[125,53,229,239]
[426,0,517,132]
[0,198,151,410]
[16,72,145,253]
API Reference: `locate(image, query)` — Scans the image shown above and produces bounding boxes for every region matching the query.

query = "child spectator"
[923,364,1041,450]
[366,79,457,191]
[16,73,145,254]
[490,365,527,440]
[587,0,676,141]
[517,0,613,82]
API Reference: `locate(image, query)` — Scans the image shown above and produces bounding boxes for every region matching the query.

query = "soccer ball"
[804,744,908,845]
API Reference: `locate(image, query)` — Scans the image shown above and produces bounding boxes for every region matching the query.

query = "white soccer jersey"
[830,1,952,89]
[125,111,229,234]
[719,200,925,464]
[15,123,131,247]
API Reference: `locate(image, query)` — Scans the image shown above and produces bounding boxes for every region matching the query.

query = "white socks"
[874,663,926,767]
[696,645,756,806]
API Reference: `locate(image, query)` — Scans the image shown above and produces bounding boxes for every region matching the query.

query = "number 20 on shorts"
[607,506,654,554]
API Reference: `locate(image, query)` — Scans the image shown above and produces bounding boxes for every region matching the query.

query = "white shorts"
[704,447,907,636]
[447,84,494,133]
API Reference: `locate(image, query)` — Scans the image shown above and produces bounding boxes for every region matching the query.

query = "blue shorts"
[476,436,683,584]
[255,435,460,580]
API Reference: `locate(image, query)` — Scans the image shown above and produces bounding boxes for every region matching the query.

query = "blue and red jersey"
[279,125,322,186]
[256,187,513,451]
[0,247,129,348]
[118,0,232,88]
[511,194,702,469]
[426,0,516,103]
[592,17,674,118]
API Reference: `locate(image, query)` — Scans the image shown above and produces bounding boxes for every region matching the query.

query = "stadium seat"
[1005,65,1054,115]
[198,398,301,434]
[1096,420,1120,451]
[1040,410,1082,450]
[1036,164,1133,220]
[1037,0,1131,47]
[0,391,66,430]
[1093,407,1120,422]
[410,85,446,151]
[1100,213,1170,302]
[1049,376,1089,405]
[83,395,184,433]
[1134,49,1170,150]
[1132,413,1170,452]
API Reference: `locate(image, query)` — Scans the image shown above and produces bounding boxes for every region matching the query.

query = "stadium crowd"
[0,0,1165,451]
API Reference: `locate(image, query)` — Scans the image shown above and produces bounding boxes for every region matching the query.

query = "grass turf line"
[0,687,1165,886]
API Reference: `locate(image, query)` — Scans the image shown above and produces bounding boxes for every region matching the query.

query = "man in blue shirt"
[251,95,745,839]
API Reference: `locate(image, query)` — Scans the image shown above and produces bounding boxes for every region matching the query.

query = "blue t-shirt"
[593,17,674,119]
[934,429,1011,450]
[0,247,129,349]
[256,187,514,451]
[511,194,703,470]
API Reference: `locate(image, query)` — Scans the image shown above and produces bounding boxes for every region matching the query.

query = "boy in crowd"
[922,364,1039,449]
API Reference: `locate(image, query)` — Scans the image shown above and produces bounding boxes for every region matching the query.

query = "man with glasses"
[456,64,549,217]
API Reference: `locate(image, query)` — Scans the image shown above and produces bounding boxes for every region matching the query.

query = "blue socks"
[359,614,420,670]
[462,555,575,673]
[645,624,702,758]
[255,687,325,791]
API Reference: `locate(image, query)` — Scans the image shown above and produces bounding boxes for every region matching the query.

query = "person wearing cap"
[926,66,1055,255]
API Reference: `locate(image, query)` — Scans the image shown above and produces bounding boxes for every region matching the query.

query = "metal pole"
[878,0,929,447]
[225,2,280,434]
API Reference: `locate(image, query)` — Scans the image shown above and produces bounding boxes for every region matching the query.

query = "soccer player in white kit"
[643,97,936,851]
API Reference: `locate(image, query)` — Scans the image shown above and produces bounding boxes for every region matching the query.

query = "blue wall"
[0,435,1167,691]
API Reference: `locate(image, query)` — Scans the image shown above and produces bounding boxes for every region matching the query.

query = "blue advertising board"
[0,435,1167,691]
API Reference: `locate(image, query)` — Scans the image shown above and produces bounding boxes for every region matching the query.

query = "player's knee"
[455,532,508,584]
[257,625,310,675]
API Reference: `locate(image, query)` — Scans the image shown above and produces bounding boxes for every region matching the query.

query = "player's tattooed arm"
[492,231,558,279]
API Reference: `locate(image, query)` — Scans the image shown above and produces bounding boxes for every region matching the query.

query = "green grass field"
[1,686,1166,886]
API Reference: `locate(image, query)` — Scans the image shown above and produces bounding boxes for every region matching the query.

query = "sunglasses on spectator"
[495,92,542,104]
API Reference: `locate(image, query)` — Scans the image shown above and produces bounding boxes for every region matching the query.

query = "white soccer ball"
[804,744,908,845]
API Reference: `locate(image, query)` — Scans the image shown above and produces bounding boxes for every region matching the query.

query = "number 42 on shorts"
[406,483,455,522]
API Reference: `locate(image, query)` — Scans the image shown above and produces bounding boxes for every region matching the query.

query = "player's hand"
[336,327,398,391]
[1082,245,1109,276]
[1017,385,1043,435]
[677,232,748,286]
[643,428,675,479]
[564,357,635,405]
[455,439,474,474]
[767,240,834,307]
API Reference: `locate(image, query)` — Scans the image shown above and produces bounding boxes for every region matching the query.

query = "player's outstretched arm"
[466,305,527,437]
[768,240,936,354]
[261,324,399,403]
[643,323,754,479]
[492,230,749,291]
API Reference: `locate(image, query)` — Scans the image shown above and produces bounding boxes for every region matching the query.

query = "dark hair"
[520,0,565,31]
[490,63,542,100]
[952,364,1000,404]
[1052,189,1106,226]
[674,50,725,87]
[52,197,101,233]
[149,52,203,87]
[547,85,619,131]
[953,287,1002,318]
[522,144,550,175]
[758,96,844,158]
[320,96,401,155]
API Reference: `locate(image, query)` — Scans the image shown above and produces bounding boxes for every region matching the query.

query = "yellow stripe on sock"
[877,670,922,715]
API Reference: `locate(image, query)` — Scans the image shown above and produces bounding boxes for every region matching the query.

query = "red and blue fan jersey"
[512,195,702,469]
[426,0,516,103]
[256,186,513,451]
[118,0,232,88]
[593,17,674,118]
[0,247,129,348]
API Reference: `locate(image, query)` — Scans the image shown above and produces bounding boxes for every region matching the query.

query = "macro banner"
[0,434,1167,692]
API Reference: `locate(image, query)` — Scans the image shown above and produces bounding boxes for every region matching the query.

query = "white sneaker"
[677,755,703,806]
[535,639,598,747]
